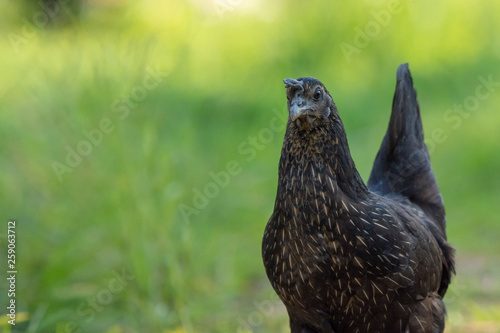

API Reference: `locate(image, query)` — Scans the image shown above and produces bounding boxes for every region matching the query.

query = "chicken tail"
[367,63,445,233]
[368,64,455,296]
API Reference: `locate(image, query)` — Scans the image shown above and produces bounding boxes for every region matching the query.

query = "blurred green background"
[1,0,500,332]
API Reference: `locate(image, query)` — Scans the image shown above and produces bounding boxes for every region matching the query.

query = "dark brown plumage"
[262,64,455,333]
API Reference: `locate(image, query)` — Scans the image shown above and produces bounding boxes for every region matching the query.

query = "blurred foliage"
[0,0,499,332]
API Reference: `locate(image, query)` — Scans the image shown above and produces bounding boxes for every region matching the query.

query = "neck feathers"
[278,117,368,202]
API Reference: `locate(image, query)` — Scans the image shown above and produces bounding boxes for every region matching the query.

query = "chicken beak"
[289,101,310,121]
[289,92,312,121]
[284,78,310,121]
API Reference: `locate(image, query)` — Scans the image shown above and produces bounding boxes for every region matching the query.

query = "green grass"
[1,1,500,332]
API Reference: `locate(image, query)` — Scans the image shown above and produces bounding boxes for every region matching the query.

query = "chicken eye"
[313,89,322,100]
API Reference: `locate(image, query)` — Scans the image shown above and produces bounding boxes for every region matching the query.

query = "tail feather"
[368,64,455,295]
[367,63,445,233]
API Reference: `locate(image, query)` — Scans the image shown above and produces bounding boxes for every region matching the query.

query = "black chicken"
[262,64,455,333]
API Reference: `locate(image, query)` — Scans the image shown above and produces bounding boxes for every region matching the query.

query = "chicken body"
[262,65,455,333]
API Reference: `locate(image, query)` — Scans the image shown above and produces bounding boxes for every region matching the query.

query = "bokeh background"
[1,0,500,332]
